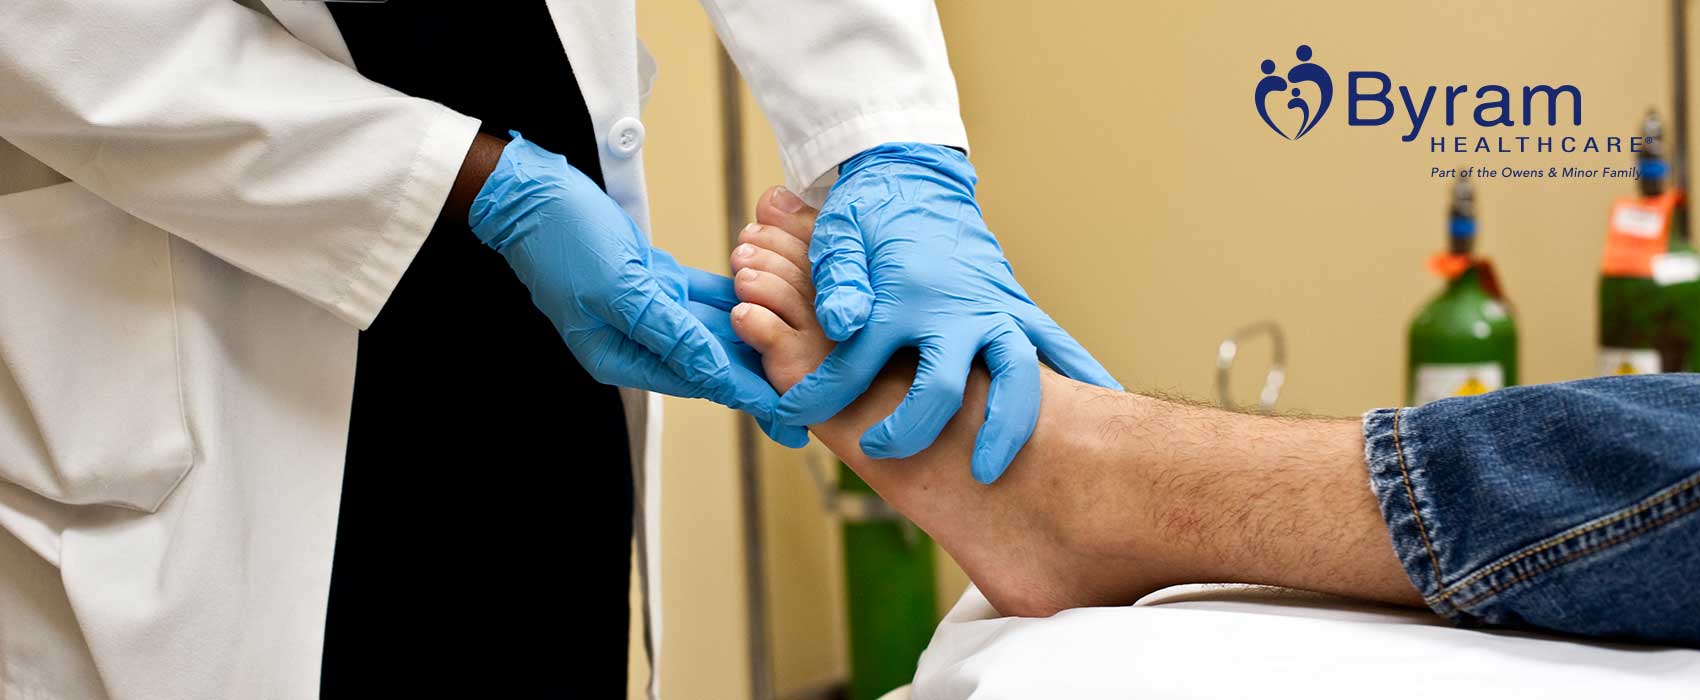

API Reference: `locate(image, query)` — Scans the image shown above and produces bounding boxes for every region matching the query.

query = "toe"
[736,223,810,277]
[755,186,819,243]
[731,240,812,299]
[735,266,814,331]
[731,301,796,358]
[732,301,824,393]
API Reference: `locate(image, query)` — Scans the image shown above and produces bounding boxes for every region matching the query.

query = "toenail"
[735,243,756,258]
[771,186,805,213]
[738,268,758,281]
[741,222,759,237]
[733,304,750,320]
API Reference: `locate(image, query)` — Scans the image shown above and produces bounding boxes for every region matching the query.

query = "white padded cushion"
[914,584,1700,699]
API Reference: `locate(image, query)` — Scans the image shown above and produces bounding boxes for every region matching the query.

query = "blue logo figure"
[1255,45,1333,140]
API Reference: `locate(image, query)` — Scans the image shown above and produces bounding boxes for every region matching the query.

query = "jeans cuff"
[1362,407,1454,615]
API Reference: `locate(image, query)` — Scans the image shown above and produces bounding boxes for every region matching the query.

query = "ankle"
[1031,383,1166,565]
[1048,391,1253,588]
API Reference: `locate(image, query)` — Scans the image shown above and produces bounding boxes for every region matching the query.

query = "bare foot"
[729,187,1178,616]
[729,186,1420,617]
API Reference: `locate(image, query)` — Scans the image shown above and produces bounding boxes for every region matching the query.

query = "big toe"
[755,185,818,241]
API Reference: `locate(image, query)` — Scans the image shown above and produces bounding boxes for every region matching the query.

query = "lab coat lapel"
[541,0,650,226]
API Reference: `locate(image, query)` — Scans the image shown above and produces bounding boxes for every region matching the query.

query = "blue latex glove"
[662,254,811,448]
[777,143,1121,483]
[470,133,806,448]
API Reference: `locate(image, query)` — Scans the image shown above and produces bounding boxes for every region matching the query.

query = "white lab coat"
[0,1,965,698]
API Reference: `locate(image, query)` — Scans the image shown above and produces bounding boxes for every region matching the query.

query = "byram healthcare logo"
[1252,44,1591,151]
[1255,44,1333,140]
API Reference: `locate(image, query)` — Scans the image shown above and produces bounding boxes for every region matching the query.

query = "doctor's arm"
[0,0,481,329]
[700,0,1120,482]
[0,2,800,441]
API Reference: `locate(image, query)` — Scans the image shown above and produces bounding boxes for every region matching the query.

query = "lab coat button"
[609,117,645,158]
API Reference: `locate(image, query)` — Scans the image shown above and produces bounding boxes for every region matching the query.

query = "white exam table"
[898,584,1700,699]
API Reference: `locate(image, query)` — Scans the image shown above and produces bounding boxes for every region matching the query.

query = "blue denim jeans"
[1363,374,1700,646]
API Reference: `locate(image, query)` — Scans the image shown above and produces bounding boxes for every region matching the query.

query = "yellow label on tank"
[1453,377,1490,396]
[1413,363,1505,406]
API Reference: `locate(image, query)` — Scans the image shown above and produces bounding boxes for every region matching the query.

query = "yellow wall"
[632,2,749,698]
[938,0,1673,411]
[635,2,1683,698]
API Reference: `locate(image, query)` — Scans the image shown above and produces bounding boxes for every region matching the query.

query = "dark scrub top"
[319,4,634,697]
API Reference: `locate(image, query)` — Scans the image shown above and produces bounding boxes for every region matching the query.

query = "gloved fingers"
[757,416,811,449]
[602,267,733,385]
[808,210,873,342]
[596,323,786,430]
[754,186,821,244]
[685,266,740,311]
[859,339,976,460]
[689,300,753,353]
[718,361,807,448]
[573,326,717,401]
[1025,308,1123,391]
[648,247,689,302]
[709,356,787,430]
[971,325,1042,484]
[776,332,900,426]
[685,301,808,446]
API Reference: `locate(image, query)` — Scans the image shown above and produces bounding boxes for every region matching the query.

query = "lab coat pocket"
[0,183,193,512]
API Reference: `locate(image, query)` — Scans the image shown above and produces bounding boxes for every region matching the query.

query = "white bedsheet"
[913,584,1700,699]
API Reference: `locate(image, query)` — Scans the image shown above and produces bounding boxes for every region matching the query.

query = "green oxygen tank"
[1407,173,1519,406]
[1598,109,1700,375]
[836,463,937,700]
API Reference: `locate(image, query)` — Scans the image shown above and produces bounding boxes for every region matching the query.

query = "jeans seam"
[1391,409,1446,586]
[1447,491,1700,612]
[1431,468,1700,602]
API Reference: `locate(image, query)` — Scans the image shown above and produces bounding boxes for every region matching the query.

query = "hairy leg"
[734,187,1423,617]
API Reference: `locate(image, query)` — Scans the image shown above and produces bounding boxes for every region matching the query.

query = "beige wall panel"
[939,0,1669,413]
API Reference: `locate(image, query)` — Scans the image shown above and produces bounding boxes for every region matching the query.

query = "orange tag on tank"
[1427,253,1472,280]
[1602,190,1679,278]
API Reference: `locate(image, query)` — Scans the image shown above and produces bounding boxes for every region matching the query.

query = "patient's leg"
[733,187,1422,617]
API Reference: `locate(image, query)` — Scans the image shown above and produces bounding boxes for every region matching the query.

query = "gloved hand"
[660,251,811,448]
[776,143,1121,483]
[470,132,806,448]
